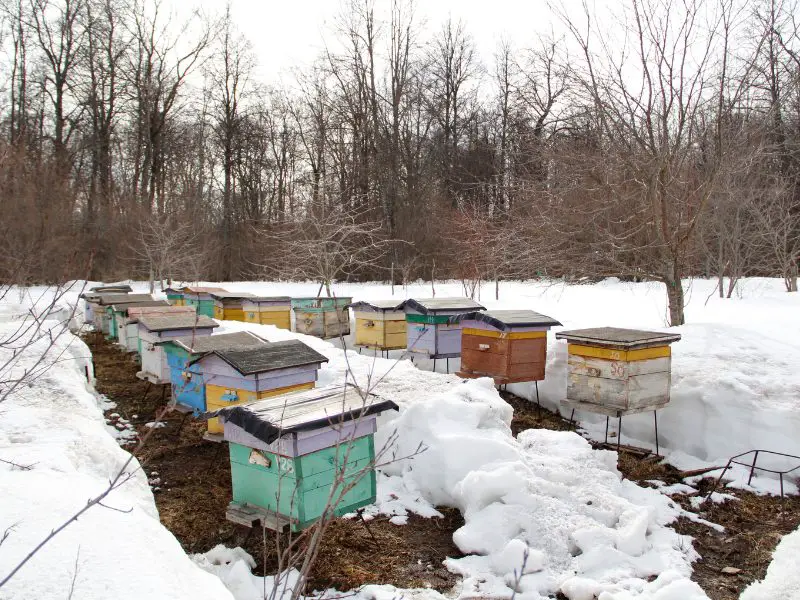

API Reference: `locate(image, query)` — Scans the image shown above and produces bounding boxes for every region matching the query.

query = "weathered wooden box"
[123,305,197,354]
[347,300,406,351]
[400,298,486,359]
[210,292,258,322]
[190,340,329,435]
[92,294,154,335]
[215,384,398,532]
[183,287,228,318]
[556,327,682,416]
[159,331,268,414]
[454,310,562,384]
[136,313,219,384]
[108,300,170,343]
[292,297,353,339]
[241,297,292,330]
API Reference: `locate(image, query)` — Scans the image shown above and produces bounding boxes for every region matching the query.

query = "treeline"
[0,0,798,324]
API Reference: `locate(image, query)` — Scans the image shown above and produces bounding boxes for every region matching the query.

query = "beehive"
[164,287,185,306]
[159,332,268,414]
[454,310,562,384]
[216,384,398,532]
[210,292,258,322]
[556,327,682,416]
[400,297,486,359]
[292,297,353,339]
[123,305,197,354]
[241,297,292,330]
[189,340,329,435]
[136,313,219,384]
[91,294,154,335]
[107,300,170,344]
[82,285,133,324]
[347,300,406,352]
[182,287,228,317]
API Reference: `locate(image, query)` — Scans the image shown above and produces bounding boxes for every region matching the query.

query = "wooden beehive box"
[190,340,329,435]
[241,297,292,330]
[182,287,228,317]
[92,294,154,335]
[454,310,562,384]
[292,297,353,339]
[108,300,170,344]
[401,297,486,359]
[210,292,258,322]
[82,284,132,324]
[123,305,197,354]
[347,300,407,351]
[158,332,268,415]
[136,313,219,384]
[215,384,399,532]
[164,287,185,306]
[556,327,682,416]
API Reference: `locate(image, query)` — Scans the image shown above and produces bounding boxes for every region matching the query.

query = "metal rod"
[535,381,541,407]
[433,358,436,372]
[780,473,785,499]
[569,409,575,425]
[617,416,622,452]
[446,358,450,374]
[748,450,760,486]
[605,416,609,444]
[704,459,733,504]
[654,411,659,456]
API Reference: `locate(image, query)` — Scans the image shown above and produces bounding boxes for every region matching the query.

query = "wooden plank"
[567,355,670,380]
[509,338,547,365]
[461,328,546,340]
[568,344,671,362]
[560,397,669,417]
[225,502,293,531]
[462,334,510,355]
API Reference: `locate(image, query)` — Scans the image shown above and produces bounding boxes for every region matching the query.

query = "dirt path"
[507,395,800,600]
[85,332,463,592]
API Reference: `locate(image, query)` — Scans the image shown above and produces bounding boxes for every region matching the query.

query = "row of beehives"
[81,285,400,532]
[81,285,682,531]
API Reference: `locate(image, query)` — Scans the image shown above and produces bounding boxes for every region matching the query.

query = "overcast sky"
[180,0,582,85]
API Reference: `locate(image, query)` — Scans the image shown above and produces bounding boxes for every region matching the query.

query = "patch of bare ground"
[506,391,799,600]
[83,332,464,593]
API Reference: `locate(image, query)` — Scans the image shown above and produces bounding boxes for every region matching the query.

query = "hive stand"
[453,310,562,401]
[556,327,681,455]
[347,300,407,357]
[400,297,486,373]
[214,384,399,532]
[188,340,330,441]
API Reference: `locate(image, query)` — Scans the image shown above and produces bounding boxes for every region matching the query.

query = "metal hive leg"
[654,410,659,456]
[617,416,622,452]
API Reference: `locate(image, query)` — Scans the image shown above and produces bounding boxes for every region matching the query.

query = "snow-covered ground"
[740,524,800,600]
[1,278,798,600]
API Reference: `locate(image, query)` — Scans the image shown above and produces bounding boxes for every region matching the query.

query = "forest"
[0,0,799,325]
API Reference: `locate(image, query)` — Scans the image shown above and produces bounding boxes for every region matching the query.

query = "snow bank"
[740,525,800,600]
[0,305,231,599]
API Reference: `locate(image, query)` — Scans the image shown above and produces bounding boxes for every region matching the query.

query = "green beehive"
[216,384,398,532]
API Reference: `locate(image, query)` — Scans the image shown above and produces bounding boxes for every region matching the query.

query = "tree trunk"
[786,261,798,292]
[665,279,685,326]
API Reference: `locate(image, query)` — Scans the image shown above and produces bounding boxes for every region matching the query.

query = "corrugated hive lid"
[139,313,218,331]
[95,293,154,305]
[165,331,268,353]
[401,297,486,313]
[455,309,562,329]
[209,291,258,300]
[555,327,681,349]
[214,384,399,444]
[346,299,405,311]
[89,284,133,293]
[182,286,228,294]
[207,340,329,374]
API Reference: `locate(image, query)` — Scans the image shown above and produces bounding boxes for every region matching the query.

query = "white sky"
[178,0,585,85]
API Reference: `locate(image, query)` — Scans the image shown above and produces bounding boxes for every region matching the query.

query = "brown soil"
[506,393,800,600]
[83,332,464,593]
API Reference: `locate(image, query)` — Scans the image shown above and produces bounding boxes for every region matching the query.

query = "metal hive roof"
[209,292,259,300]
[454,309,562,329]
[345,299,405,311]
[213,384,399,444]
[94,293,155,306]
[89,284,133,293]
[555,327,681,350]
[400,297,486,313]
[110,300,170,313]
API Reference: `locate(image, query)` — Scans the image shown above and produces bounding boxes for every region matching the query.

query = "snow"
[4,277,799,600]
[740,525,800,600]
[0,295,233,599]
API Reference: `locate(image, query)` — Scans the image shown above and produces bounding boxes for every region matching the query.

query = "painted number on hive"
[610,362,625,377]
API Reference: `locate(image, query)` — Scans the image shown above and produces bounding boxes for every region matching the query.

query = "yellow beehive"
[210,292,258,322]
[241,297,292,330]
[347,300,406,353]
